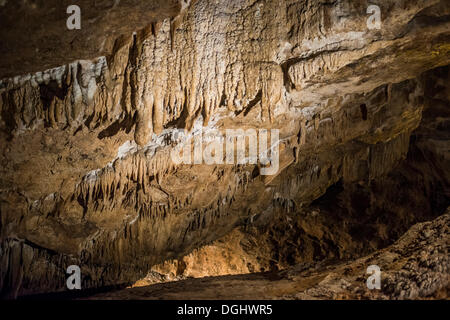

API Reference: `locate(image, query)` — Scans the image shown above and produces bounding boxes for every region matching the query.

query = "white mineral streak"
[117,140,139,159]
[71,0,448,195]
[300,32,367,54]
[1,0,449,298]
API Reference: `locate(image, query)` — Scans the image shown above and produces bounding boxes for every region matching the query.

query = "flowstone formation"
[0,0,449,298]
[88,209,450,300]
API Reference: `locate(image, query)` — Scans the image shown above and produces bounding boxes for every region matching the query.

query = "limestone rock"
[0,0,449,298]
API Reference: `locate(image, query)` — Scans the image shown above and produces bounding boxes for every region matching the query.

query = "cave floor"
[85,212,449,300]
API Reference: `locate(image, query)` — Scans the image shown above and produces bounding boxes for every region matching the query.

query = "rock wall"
[89,208,450,300]
[0,0,449,298]
[0,0,181,78]
[135,65,450,284]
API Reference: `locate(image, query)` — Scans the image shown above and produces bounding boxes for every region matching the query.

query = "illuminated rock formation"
[0,0,448,298]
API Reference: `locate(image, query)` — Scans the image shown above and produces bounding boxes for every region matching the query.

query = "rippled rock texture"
[0,0,449,298]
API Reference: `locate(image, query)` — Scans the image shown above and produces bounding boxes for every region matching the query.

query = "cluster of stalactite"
[0,0,449,298]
